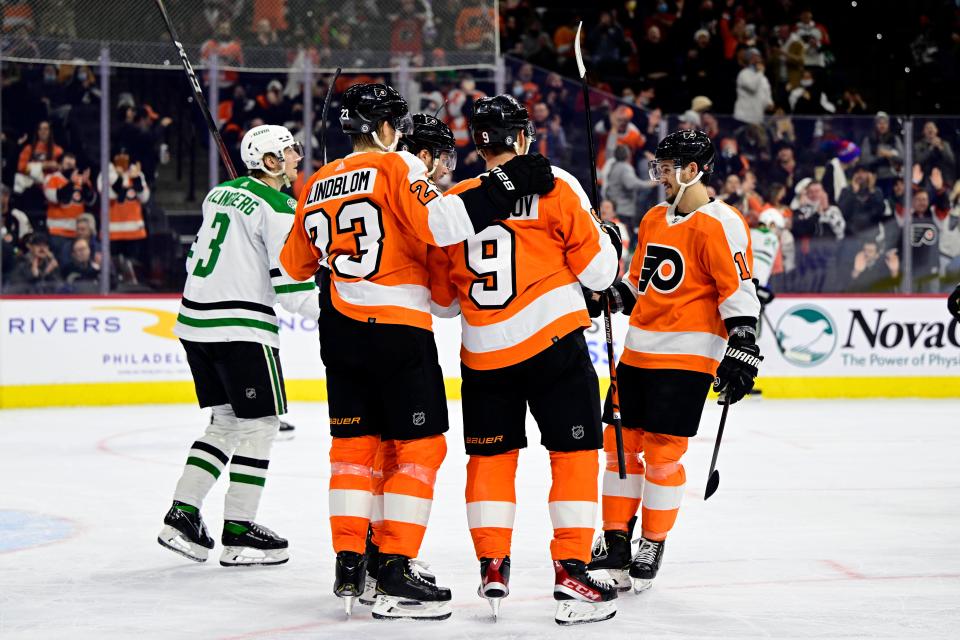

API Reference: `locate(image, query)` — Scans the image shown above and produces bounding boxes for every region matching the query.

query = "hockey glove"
[949,283,960,322]
[713,327,763,404]
[458,153,555,231]
[582,281,636,318]
[752,278,775,308]
[600,221,624,262]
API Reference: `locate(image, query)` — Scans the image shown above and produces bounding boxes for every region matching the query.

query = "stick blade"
[574,21,586,79]
[704,470,720,500]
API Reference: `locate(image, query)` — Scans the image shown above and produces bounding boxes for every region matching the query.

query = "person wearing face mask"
[586,130,761,594]
[788,69,835,115]
[42,152,95,256]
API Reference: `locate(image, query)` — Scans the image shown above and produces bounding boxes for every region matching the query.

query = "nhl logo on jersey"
[571,425,584,440]
[245,388,257,399]
[638,243,685,294]
[412,411,426,426]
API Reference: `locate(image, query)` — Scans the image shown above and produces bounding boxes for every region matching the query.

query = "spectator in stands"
[542,72,574,124]
[740,170,765,224]
[715,136,749,178]
[836,87,869,115]
[793,9,831,70]
[253,18,279,47]
[517,19,555,69]
[43,152,95,255]
[61,212,101,267]
[895,190,945,292]
[718,173,743,206]
[454,0,495,51]
[733,48,773,127]
[767,110,798,149]
[767,146,808,193]
[6,232,61,293]
[860,112,904,197]
[914,121,957,185]
[839,166,886,240]
[255,80,295,129]
[847,240,900,293]
[788,69,835,115]
[791,180,845,292]
[531,102,568,163]
[102,151,150,274]
[389,0,426,60]
[588,11,627,79]
[16,120,63,222]
[114,107,172,187]
[599,198,630,274]
[61,237,101,291]
[201,20,244,92]
[939,186,960,289]
[602,144,654,246]
[595,104,645,171]
[685,29,722,106]
[63,64,99,107]
[552,16,578,75]
[1,183,32,250]
[822,140,860,205]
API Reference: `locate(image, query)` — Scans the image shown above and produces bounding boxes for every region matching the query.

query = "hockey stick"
[575,22,626,480]
[319,67,342,166]
[703,400,729,500]
[154,0,237,180]
[761,307,786,355]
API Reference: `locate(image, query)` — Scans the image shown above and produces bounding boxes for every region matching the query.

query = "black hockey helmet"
[397,113,457,171]
[469,94,535,150]
[339,83,413,137]
[651,129,716,180]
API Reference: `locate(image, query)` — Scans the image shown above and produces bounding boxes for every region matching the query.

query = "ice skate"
[219,521,289,566]
[276,420,296,441]
[478,557,510,620]
[629,537,665,593]
[588,529,633,591]
[553,559,617,625]
[359,536,436,606]
[371,554,452,620]
[157,501,214,562]
[334,550,366,616]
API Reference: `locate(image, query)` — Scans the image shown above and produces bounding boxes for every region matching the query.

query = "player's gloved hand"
[600,221,623,262]
[583,281,636,318]
[459,153,555,231]
[949,283,960,321]
[752,278,775,307]
[713,326,763,404]
[582,287,604,317]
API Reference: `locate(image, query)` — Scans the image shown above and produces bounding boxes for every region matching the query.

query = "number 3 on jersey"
[304,199,384,278]
[192,212,231,277]
[466,223,516,308]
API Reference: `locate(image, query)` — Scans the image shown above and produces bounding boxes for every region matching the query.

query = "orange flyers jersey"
[620,198,760,376]
[280,150,478,331]
[430,166,619,370]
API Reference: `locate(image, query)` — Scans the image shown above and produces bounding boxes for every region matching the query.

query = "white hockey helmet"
[759,207,786,230]
[240,124,303,174]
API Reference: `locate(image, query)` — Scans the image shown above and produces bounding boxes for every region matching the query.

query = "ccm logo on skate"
[638,243,685,294]
[560,577,600,601]
[465,435,504,445]
[330,417,361,425]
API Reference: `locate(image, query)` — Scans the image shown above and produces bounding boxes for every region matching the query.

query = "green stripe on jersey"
[230,472,267,487]
[273,282,316,294]
[222,177,296,214]
[176,314,279,334]
[187,456,221,478]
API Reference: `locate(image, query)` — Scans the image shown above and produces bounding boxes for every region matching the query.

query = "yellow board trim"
[1,376,958,409]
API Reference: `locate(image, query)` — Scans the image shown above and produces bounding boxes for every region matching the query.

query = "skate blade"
[590,568,631,592]
[631,577,653,593]
[371,594,452,620]
[359,576,378,606]
[554,600,617,626]
[157,526,208,562]
[340,595,356,617]
[219,546,289,567]
[487,597,502,620]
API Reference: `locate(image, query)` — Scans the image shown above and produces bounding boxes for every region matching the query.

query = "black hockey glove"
[753,278,775,308]
[949,283,960,322]
[713,327,763,405]
[582,281,636,318]
[600,221,623,262]
[458,153,555,231]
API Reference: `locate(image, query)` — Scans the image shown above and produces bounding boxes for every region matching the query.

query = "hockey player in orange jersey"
[585,130,762,593]
[429,95,622,625]
[279,83,554,620]
[359,112,458,608]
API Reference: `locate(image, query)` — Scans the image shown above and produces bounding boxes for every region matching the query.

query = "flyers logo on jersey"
[637,243,685,294]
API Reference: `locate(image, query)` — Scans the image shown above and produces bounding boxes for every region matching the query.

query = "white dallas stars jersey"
[750,227,780,286]
[175,177,319,348]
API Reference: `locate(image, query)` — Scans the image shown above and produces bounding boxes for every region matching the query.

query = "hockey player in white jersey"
[751,208,784,308]
[157,125,319,566]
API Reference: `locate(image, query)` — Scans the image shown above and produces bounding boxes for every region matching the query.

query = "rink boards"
[0,294,957,408]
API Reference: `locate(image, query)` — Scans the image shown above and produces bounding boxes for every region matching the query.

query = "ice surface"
[2,399,959,639]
